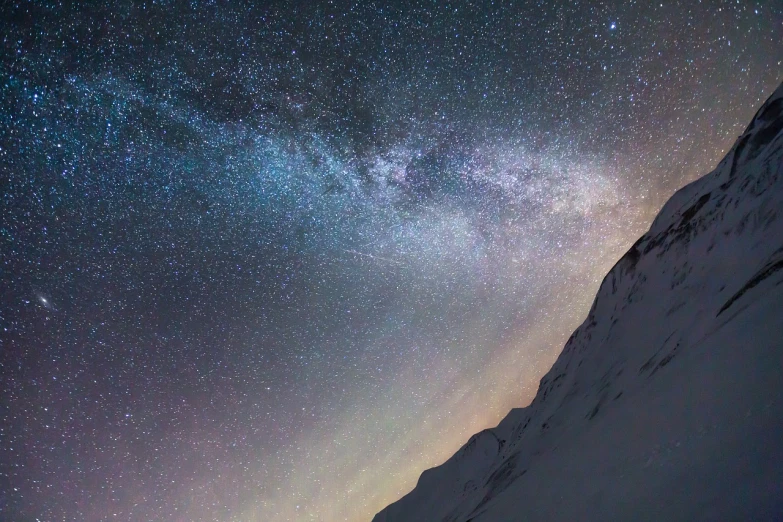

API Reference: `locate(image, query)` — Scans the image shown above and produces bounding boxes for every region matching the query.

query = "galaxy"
[1,1,781,521]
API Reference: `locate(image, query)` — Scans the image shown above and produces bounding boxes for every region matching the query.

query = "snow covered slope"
[373,81,783,522]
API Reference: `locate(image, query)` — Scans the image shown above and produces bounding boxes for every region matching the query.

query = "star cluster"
[2,1,781,521]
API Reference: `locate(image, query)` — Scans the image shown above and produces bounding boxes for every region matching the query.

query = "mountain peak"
[374,80,783,522]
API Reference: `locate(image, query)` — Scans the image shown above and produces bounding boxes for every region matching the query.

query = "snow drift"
[373,81,783,522]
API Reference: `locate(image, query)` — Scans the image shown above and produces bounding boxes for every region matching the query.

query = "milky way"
[2,2,782,521]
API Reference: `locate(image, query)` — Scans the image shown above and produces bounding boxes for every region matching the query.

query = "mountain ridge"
[373,80,783,522]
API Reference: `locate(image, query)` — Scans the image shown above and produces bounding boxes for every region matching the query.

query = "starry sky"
[1,1,781,520]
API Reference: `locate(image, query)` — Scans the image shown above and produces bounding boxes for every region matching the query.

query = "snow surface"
[373,81,783,522]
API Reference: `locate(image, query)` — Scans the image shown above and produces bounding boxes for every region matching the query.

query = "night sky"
[2,1,782,520]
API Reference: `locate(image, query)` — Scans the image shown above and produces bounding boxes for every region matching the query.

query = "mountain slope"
[373,81,783,522]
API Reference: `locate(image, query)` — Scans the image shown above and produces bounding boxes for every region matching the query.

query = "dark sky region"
[1,1,782,520]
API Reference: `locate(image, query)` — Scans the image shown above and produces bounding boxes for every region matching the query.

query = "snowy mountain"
[373,81,783,522]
